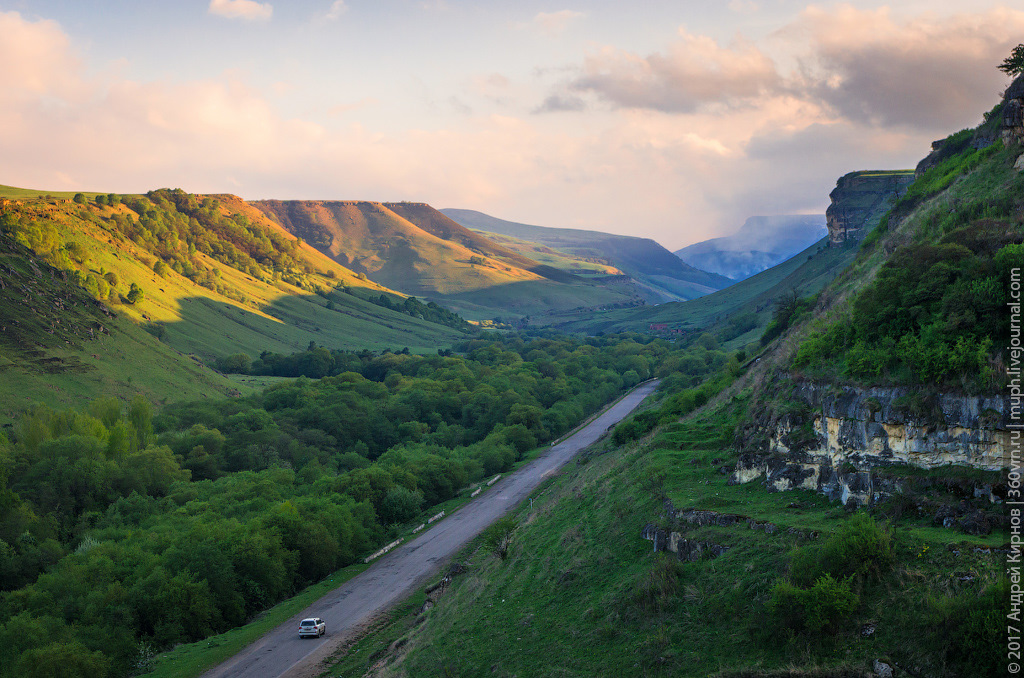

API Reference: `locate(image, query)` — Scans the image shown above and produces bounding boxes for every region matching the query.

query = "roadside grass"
[339,399,1005,678]
[144,563,371,678]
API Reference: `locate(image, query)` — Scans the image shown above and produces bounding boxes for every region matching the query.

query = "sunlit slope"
[0,233,241,422]
[251,199,638,319]
[441,208,733,301]
[0,188,469,417]
[466,230,622,275]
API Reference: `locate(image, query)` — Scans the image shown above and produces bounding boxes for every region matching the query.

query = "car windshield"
[300,620,315,626]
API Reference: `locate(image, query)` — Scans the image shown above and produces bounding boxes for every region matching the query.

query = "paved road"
[201,380,659,678]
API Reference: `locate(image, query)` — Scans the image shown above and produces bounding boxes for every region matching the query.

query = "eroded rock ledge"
[732,381,1008,506]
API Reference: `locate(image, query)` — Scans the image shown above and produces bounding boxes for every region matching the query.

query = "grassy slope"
[326,398,1001,678]
[535,237,854,341]
[0,189,468,420]
[323,138,1016,678]
[467,230,622,276]
[441,208,733,301]
[251,200,636,320]
[0,234,244,422]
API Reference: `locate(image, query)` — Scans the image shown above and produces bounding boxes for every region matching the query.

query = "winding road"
[201,380,659,678]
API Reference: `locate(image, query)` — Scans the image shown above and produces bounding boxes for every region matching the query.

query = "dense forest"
[0,331,739,677]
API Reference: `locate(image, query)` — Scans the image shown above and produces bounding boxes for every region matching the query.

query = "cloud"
[208,0,272,22]
[784,5,1024,130]
[728,0,759,14]
[522,10,585,37]
[534,94,586,113]
[549,6,1024,133]
[0,11,83,100]
[0,7,1013,251]
[325,0,347,20]
[565,30,782,112]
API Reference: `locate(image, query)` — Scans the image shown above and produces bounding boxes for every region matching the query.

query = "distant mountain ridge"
[673,215,827,281]
[440,208,732,302]
[251,200,645,319]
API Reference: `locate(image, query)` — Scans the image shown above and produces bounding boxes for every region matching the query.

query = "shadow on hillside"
[146,287,470,362]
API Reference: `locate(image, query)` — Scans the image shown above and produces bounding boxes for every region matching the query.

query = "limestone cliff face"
[825,171,915,245]
[732,381,1008,506]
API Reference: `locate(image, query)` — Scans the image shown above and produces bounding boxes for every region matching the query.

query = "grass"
[469,230,621,275]
[324,398,1006,678]
[0,234,247,423]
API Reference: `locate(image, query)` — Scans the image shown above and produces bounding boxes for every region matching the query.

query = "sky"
[1,1,1022,250]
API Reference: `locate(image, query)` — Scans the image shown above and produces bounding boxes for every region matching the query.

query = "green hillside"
[533,236,855,344]
[0,233,243,422]
[0,187,469,418]
[251,200,642,320]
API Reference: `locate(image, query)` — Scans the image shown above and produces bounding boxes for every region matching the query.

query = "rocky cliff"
[732,381,1008,507]
[825,171,915,245]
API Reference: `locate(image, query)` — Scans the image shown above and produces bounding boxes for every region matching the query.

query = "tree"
[73,193,86,205]
[126,283,144,305]
[1000,43,1024,76]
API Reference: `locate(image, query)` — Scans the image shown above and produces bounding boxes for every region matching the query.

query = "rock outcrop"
[1002,74,1024,146]
[825,171,915,245]
[732,381,1008,506]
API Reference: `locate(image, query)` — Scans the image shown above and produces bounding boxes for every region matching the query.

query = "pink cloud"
[565,30,782,112]
[208,0,272,22]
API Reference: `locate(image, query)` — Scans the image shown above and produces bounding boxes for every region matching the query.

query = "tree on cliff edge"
[1000,43,1024,76]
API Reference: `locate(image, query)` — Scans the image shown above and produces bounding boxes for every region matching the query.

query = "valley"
[0,29,1017,678]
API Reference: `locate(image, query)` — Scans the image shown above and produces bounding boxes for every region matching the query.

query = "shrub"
[790,512,893,586]
[215,354,251,374]
[768,574,858,635]
[482,515,518,560]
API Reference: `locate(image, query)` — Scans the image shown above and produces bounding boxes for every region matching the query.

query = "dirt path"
[200,380,659,678]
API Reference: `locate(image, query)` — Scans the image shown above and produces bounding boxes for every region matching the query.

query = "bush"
[379,486,424,524]
[768,574,859,635]
[790,512,893,586]
[126,282,144,305]
[215,354,251,374]
[482,515,518,560]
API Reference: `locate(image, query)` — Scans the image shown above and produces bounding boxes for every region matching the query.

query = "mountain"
[535,164,919,339]
[673,215,827,281]
[251,200,645,319]
[440,208,733,302]
[0,187,470,419]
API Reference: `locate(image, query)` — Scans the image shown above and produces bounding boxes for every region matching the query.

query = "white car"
[298,617,326,638]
